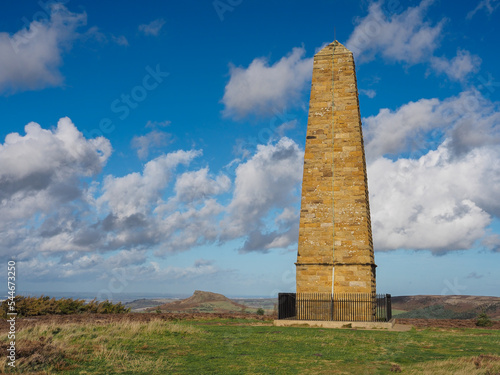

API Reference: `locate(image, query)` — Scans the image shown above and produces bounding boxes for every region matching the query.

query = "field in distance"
[391,295,500,319]
[125,291,500,320]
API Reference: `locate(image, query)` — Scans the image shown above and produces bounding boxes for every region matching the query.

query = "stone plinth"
[274,319,395,330]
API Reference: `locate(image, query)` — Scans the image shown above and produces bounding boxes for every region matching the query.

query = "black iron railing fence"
[278,293,392,322]
[278,293,296,319]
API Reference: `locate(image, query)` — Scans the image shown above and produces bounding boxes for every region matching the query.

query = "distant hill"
[146,290,253,314]
[392,295,500,319]
[124,298,174,312]
[134,293,500,319]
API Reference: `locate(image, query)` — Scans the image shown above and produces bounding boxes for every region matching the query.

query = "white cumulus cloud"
[222,137,304,252]
[430,50,482,81]
[222,47,313,119]
[363,90,500,161]
[368,143,497,253]
[131,130,172,159]
[98,149,201,218]
[0,117,111,223]
[345,0,481,81]
[359,89,376,98]
[154,198,225,255]
[174,168,231,203]
[366,90,500,254]
[346,0,443,64]
[0,4,87,94]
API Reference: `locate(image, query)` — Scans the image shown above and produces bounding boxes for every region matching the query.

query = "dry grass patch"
[402,354,500,374]
[0,317,203,374]
[0,335,75,373]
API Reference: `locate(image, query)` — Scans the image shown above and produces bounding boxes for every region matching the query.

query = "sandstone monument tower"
[295,41,376,297]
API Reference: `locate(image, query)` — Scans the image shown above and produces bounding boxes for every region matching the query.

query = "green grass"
[1,318,500,374]
[176,301,255,313]
[391,309,407,316]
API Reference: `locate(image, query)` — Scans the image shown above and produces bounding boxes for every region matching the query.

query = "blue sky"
[1,0,499,299]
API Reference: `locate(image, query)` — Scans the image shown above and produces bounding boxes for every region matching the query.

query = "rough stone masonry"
[295,41,376,295]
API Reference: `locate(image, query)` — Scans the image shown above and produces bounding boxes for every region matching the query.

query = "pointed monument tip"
[331,40,346,48]
[316,40,352,56]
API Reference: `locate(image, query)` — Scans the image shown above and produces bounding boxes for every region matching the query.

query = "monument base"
[273,319,395,330]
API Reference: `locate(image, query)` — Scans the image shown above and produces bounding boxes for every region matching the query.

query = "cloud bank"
[345,0,481,81]
[2,83,500,283]
[0,4,87,94]
[365,90,500,253]
[222,47,313,119]
[0,119,303,281]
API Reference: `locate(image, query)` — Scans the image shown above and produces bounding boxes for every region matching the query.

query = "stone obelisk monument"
[296,41,376,298]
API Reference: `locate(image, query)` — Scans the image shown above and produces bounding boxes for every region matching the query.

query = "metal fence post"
[386,294,392,321]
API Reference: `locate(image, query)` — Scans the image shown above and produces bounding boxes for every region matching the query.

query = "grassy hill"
[392,295,500,319]
[146,290,257,314]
